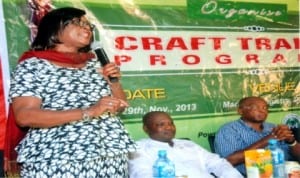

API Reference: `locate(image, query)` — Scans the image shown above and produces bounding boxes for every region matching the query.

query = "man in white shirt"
[129,111,243,178]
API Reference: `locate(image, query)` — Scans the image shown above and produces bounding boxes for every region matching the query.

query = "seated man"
[214,96,300,176]
[129,111,243,178]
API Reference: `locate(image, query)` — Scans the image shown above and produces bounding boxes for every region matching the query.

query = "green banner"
[121,68,300,121]
[2,0,299,150]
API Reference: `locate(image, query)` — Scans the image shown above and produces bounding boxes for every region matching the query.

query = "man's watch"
[288,140,297,147]
[82,108,91,121]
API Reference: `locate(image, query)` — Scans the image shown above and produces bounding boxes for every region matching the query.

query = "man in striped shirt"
[214,96,300,176]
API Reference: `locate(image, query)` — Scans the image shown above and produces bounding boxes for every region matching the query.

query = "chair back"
[208,135,216,153]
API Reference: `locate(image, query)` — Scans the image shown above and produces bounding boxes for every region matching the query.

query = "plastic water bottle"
[267,139,286,178]
[152,150,175,178]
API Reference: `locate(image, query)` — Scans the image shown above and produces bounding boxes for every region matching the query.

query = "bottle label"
[159,164,175,177]
[153,150,175,178]
[153,162,175,178]
[272,152,285,164]
[272,151,286,177]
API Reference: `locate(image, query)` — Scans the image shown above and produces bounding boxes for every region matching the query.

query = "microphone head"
[91,41,102,50]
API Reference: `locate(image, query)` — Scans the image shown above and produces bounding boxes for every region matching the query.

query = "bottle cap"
[268,138,278,145]
[158,150,167,157]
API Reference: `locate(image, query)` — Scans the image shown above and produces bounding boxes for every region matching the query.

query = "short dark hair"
[238,96,267,108]
[31,7,91,52]
[142,111,167,126]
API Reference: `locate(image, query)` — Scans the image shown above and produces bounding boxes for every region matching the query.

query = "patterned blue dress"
[9,57,137,177]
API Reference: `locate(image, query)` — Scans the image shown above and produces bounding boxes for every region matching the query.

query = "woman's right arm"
[12,96,83,128]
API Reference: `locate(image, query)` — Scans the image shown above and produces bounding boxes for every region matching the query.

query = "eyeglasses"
[65,18,95,30]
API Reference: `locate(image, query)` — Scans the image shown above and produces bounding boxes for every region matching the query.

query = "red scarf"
[19,50,95,63]
[4,50,95,174]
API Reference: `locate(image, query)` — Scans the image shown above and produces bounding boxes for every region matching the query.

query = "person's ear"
[237,108,243,115]
[143,125,149,134]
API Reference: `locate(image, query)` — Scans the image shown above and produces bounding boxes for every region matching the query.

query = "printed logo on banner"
[283,113,300,129]
[187,0,287,22]
[283,113,300,142]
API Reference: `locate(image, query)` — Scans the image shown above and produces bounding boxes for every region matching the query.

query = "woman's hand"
[99,63,121,83]
[87,96,129,117]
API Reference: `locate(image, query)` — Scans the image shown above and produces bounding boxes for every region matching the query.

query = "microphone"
[91,41,118,83]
